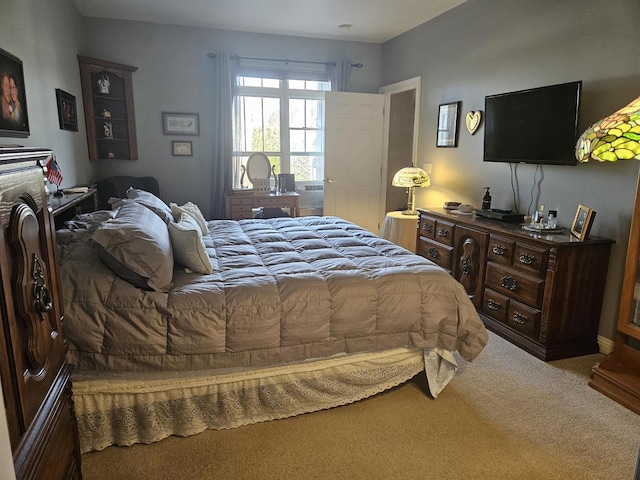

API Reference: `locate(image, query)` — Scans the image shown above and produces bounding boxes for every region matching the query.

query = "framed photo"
[162,112,199,136]
[436,101,460,147]
[571,204,596,241]
[55,89,78,131]
[0,48,29,137]
[172,140,193,156]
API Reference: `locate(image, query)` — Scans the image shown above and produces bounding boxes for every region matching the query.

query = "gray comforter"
[58,215,487,372]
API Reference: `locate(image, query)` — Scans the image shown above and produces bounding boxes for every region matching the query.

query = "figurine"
[102,109,111,119]
[107,150,115,158]
[240,165,246,188]
[97,73,110,94]
[103,122,113,139]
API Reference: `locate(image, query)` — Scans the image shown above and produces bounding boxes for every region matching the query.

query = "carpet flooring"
[81,332,640,479]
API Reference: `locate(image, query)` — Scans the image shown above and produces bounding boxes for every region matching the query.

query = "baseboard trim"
[597,335,615,355]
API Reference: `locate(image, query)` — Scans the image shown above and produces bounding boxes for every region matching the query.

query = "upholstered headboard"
[95,176,160,210]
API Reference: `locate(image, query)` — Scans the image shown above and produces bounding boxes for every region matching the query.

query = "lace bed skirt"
[72,347,457,453]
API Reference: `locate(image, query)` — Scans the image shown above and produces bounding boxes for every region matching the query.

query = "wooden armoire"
[0,147,82,479]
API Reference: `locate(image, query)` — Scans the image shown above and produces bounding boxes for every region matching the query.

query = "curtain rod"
[207,53,362,68]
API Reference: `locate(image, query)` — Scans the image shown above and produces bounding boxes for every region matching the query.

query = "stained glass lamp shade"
[391,166,430,215]
[576,96,640,162]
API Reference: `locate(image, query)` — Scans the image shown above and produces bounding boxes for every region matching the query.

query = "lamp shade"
[392,166,430,215]
[576,96,640,162]
[391,167,431,188]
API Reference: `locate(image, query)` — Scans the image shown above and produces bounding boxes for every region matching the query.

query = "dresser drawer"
[419,216,436,240]
[513,243,548,277]
[507,300,540,339]
[482,288,509,323]
[260,197,292,207]
[433,219,454,246]
[233,211,254,219]
[487,234,515,266]
[418,237,453,271]
[230,197,253,206]
[485,263,544,308]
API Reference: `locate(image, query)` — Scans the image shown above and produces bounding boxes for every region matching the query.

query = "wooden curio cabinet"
[590,171,640,414]
[78,56,138,160]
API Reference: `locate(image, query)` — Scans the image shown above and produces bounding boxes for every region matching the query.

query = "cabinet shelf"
[79,55,138,161]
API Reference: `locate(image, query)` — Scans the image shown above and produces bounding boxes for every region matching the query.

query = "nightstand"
[49,186,98,230]
[380,211,419,252]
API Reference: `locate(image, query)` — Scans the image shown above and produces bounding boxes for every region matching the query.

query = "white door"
[324,92,385,234]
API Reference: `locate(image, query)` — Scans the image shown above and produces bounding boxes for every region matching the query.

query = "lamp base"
[401,209,418,215]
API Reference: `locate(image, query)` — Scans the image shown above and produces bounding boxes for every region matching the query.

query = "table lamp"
[391,166,430,215]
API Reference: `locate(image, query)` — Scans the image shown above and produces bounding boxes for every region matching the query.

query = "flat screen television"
[483,81,582,166]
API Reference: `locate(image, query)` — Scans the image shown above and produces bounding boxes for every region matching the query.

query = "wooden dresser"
[0,148,82,479]
[416,208,614,361]
[225,191,300,219]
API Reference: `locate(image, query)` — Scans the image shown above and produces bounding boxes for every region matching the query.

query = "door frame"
[378,76,422,219]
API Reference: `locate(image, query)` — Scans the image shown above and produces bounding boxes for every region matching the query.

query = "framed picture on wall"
[436,101,460,147]
[55,89,78,131]
[172,140,193,156]
[162,112,199,136]
[0,48,29,137]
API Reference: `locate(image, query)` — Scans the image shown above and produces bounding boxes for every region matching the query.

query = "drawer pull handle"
[422,223,432,232]
[492,245,506,255]
[32,254,53,317]
[519,254,534,265]
[461,256,471,276]
[487,299,501,311]
[437,228,449,238]
[501,276,519,291]
[427,247,439,259]
[513,312,528,324]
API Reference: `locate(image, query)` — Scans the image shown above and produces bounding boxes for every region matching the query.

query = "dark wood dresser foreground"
[0,148,82,479]
[417,208,614,361]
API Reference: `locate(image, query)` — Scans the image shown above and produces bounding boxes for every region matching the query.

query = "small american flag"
[45,156,63,186]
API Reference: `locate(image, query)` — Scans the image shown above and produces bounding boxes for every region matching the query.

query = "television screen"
[483,81,582,166]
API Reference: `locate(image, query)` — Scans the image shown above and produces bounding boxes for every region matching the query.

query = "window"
[233,74,330,189]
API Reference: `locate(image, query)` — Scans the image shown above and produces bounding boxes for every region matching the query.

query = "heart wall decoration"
[465,111,482,135]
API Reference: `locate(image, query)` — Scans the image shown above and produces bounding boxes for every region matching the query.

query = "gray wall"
[1,0,92,187]
[1,2,90,477]
[78,18,382,216]
[381,0,640,340]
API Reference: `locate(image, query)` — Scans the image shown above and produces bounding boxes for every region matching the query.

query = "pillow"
[92,201,174,292]
[168,212,212,274]
[170,202,209,235]
[126,187,174,224]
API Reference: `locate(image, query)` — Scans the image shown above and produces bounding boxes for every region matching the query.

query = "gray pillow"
[126,188,174,224]
[92,201,174,292]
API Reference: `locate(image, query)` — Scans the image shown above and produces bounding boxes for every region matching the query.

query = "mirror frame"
[246,152,271,183]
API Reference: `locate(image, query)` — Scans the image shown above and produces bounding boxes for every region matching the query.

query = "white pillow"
[170,202,209,235]
[168,212,212,274]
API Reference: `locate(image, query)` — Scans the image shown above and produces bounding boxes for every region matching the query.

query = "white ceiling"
[73,0,467,43]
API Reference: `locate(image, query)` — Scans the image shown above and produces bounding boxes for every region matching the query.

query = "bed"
[57,190,488,453]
